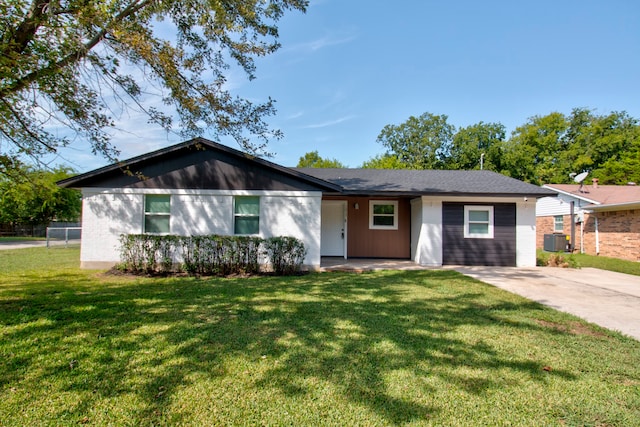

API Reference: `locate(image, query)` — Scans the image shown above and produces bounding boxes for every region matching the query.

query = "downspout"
[570,201,575,252]
[594,215,600,255]
[580,221,584,253]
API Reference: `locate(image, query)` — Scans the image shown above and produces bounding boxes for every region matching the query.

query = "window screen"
[464,205,494,238]
[144,195,170,234]
[369,200,398,230]
[234,196,260,235]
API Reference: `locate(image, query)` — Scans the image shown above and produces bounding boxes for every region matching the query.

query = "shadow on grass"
[0,269,578,424]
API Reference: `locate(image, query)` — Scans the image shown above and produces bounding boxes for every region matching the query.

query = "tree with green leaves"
[376,112,455,169]
[560,109,640,184]
[0,0,307,174]
[296,151,346,168]
[0,164,81,227]
[360,153,410,169]
[501,108,640,185]
[446,121,506,171]
[500,112,568,184]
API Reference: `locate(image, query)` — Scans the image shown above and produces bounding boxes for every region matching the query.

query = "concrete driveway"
[453,266,640,341]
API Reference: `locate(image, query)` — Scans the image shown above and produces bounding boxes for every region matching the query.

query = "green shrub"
[263,236,307,275]
[536,251,549,267]
[119,234,305,276]
[537,251,580,268]
[118,234,178,274]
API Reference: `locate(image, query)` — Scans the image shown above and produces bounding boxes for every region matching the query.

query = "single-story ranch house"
[58,138,556,269]
[537,180,640,261]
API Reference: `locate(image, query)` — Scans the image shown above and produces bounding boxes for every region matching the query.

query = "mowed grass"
[1,248,639,426]
[572,253,640,276]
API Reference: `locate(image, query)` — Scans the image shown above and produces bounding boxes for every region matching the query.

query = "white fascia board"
[423,195,529,204]
[542,185,600,205]
[81,188,323,198]
[584,201,640,212]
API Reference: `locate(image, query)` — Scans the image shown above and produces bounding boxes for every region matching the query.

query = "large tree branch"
[0,96,57,152]
[0,0,155,97]
[2,0,49,58]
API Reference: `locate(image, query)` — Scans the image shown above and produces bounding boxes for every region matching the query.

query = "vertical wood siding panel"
[443,202,516,266]
[324,196,411,258]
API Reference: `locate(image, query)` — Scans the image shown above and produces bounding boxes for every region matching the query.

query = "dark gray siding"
[73,146,327,191]
[442,202,516,266]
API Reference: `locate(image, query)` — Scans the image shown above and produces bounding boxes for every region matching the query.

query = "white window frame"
[144,194,171,234]
[464,205,494,239]
[553,215,564,232]
[233,196,260,235]
[369,200,399,230]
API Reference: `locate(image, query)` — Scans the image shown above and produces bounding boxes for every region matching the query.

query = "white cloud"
[285,31,357,54]
[286,110,305,120]
[301,115,356,129]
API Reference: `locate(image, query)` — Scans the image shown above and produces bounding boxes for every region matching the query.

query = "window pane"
[235,217,259,235]
[554,216,563,231]
[373,204,395,215]
[145,216,170,234]
[145,195,170,213]
[469,223,489,235]
[468,210,489,222]
[235,197,260,215]
[373,216,395,226]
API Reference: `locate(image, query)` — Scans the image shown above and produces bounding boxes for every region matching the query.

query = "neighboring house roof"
[543,184,640,211]
[296,168,556,197]
[58,137,555,198]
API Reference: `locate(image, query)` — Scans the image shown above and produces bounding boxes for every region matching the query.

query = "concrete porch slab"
[320,257,432,272]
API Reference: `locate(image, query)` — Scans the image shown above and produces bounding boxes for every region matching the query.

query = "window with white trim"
[554,215,564,232]
[369,200,398,230]
[464,205,494,238]
[234,196,260,235]
[144,195,171,234]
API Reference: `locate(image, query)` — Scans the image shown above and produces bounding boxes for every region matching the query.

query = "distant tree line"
[0,163,80,232]
[298,108,640,185]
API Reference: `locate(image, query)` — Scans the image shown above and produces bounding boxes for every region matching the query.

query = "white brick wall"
[79,188,323,269]
[81,191,144,268]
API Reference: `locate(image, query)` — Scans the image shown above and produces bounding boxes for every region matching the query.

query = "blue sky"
[56,0,640,171]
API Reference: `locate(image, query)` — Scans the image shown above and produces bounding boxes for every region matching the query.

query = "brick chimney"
[592,178,599,189]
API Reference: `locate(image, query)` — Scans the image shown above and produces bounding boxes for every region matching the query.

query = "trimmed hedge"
[118,234,307,276]
[263,236,308,276]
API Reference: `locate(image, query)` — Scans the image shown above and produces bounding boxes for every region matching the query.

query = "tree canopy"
[0,164,81,226]
[375,112,454,170]
[370,109,640,185]
[0,0,307,174]
[296,151,346,168]
[360,153,410,169]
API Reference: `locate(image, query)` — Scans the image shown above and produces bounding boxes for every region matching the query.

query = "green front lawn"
[537,249,640,276]
[573,253,640,276]
[1,248,639,426]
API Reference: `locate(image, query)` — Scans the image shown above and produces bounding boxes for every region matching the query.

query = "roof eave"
[584,201,640,212]
[57,137,343,192]
[542,185,600,204]
[328,190,557,198]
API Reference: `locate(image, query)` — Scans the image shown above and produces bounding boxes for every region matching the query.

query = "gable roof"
[58,138,555,198]
[543,183,640,211]
[58,138,342,192]
[296,168,556,197]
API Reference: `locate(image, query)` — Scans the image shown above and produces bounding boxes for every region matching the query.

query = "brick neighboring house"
[536,179,640,261]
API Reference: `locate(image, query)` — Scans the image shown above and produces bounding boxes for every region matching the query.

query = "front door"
[321,201,346,257]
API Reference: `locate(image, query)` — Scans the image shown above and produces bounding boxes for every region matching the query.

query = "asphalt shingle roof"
[544,184,640,206]
[295,168,556,197]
